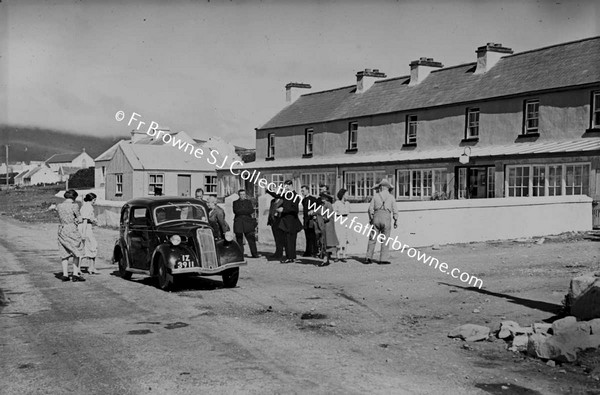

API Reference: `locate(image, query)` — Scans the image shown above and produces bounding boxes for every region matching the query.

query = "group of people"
[265,181,351,266]
[202,178,399,266]
[266,178,399,265]
[55,189,99,282]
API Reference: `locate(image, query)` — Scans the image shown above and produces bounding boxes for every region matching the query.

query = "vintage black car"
[113,197,246,290]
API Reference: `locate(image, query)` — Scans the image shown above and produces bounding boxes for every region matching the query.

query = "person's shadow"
[438,282,564,319]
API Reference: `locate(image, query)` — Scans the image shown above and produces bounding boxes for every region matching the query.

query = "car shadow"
[109,269,228,291]
[438,282,564,315]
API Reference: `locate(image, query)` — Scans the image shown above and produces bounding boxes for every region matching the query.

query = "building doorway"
[177,174,191,197]
[457,166,495,199]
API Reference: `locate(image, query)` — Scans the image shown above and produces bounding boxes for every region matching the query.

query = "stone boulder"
[527,331,600,363]
[509,334,529,352]
[497,321,533,339]
[448,324,490,342]
[568,274,600,320]
[533,323,552,335]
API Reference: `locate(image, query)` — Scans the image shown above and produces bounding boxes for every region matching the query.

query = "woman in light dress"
[333,188,351,262]
[56,189,85,282]
[79,193,99,274]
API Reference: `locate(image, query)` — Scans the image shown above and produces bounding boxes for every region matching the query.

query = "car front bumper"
[170,261,247,275]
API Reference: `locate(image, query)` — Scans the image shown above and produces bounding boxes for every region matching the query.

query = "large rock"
[527,331,600,363]
[552,316,577,336]
[448,324,490,342]
[568,274,600,320]
[497,321,532,339]
[509,334,529,352]
[498,321,520,339]
[589,318,600,335]
[533,323,552,335]
[527,333,553,359]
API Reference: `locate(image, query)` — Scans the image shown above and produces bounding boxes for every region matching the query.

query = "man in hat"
[365,179,398,265]
[300,185,318,257]
[277,180,303,263]
[266,188,284,260]
[233,189,260,258]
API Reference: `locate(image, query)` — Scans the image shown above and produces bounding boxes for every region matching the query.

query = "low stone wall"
[95,200,125,228]
[256,195,593,254]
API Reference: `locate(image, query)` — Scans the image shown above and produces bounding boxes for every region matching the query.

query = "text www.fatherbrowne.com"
[115,110,484,289]
[307,200,483,289]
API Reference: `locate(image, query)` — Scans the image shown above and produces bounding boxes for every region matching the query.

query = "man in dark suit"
[266,189,284,260]
[233,189,259,258]
[278,180,303,263]
[300,185,318,257]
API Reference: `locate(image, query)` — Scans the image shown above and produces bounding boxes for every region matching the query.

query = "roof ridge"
[375,75,410,83]
[503,35,600,59]
[430,61,477,73]
[301,84,356,97]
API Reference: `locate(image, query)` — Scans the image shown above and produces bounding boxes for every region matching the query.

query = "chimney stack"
[355,69,387,93]
[409,57,443,86]
[130,130,147,143]
[474,43,513,74]
[285,82,311,105]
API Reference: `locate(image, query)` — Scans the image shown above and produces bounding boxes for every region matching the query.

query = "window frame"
[347,122,358,151]
[148,173,164,196]
[465,108,480,139]
[523,99,540,135]
[267,133,275,159]
[405,115,418,145]
[505,163,591,198]
[204,175,218,195]
[396,168,447,200]
[115,173,123,195]
[343,170,386,200]
[300,172,336,196]
[304,128,314,156]
[592,91,600,129]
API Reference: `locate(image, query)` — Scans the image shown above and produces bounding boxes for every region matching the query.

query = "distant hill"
[0,125,126,163]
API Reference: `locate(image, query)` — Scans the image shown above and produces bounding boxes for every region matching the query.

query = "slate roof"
[243,138,600,170]
[46,152,81,164]
[260,36,600,130]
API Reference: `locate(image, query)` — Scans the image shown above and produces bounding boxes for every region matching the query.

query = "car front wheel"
[222,268,239,288]
[157,257,174,291]
[119,252,132,280]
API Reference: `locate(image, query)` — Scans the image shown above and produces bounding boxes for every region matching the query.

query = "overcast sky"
[0,0,598,148]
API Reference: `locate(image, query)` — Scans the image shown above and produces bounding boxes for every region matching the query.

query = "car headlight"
[224,231,234,242]
[169,235,182,246]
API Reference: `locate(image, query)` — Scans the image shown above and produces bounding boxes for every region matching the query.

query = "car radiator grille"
[196,228,219,269]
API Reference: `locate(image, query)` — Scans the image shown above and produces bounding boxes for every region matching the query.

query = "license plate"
[175,254,195,269]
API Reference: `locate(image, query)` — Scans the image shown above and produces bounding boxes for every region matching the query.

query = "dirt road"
[1,216,599,394]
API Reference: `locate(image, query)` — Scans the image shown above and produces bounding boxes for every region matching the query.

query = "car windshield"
[154,203,208,225]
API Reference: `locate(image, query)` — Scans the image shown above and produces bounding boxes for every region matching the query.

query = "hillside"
[0,126,126,163]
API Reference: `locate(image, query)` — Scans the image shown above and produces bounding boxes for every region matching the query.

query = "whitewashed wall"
[256,195,593,254]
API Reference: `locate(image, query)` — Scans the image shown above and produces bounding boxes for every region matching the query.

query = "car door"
[127,206,151,270]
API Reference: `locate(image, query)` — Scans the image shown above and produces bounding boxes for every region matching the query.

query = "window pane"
[422,170,433,197]
[397,170,410,197]
[487,167,495,198]
[532,166,545,197]
[411,170,421,197]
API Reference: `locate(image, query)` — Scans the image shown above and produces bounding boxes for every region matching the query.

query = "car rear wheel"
[118,252,132,280]
[222,268,239,288]
[157,257,174,291]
